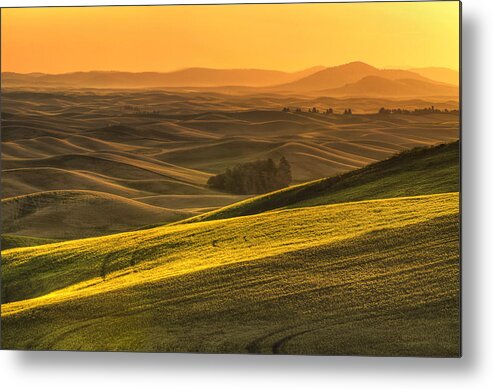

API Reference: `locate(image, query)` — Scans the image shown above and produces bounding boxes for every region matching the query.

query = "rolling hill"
[1,192,459,356]
[2,167,145,199]
[2,89,459,199]
[1,234,59,251]
[2,153,211,184]
[178,141,459,224]
[2,190,195,240]
[1,84,459,251]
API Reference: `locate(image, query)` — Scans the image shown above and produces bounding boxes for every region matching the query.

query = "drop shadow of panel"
[459,4,481,373]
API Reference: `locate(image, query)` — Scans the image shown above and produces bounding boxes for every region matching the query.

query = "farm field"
[1,88,459,241]
[1,192,460,356]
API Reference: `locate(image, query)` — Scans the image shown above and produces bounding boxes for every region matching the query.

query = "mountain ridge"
[2,67,324,88]
[3,62,458,96]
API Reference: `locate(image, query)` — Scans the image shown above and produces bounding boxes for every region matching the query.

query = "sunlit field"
[2,192,459,355]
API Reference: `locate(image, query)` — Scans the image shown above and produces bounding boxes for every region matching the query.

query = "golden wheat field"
[2,193,459,355]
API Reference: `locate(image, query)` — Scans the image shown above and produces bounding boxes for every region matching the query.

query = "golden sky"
[1,2,460,74]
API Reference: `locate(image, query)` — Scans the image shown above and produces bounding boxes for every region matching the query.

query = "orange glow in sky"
[1,2,460,73]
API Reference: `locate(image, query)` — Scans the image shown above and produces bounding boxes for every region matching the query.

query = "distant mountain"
[2,62,459,98]
[409,67,459,86]
[321,76,459,98]
[271,62,381,91]
[2,67,325,88]
[271,61,442,92]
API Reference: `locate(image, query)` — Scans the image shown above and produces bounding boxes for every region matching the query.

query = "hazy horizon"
[2,63,459,75]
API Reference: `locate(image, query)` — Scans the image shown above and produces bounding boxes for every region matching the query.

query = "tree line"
[207,157,292,194]
[378,106,459,114]
[282,107,350,114]
[282,105,459,115]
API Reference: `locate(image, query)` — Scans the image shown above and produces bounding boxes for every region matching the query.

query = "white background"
[0,0,491,388]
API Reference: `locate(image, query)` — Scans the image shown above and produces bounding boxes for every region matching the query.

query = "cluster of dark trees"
[378,106,459,115]
[207,157,292,194]
[282,107,348,114]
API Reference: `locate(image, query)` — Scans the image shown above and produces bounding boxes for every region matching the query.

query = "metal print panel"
[0,1,461,356]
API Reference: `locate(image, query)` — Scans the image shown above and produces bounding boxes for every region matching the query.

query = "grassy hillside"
[179,141,459,224]
[2,190,195,240]
[1,234,59,250]
[2,193,459,356]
